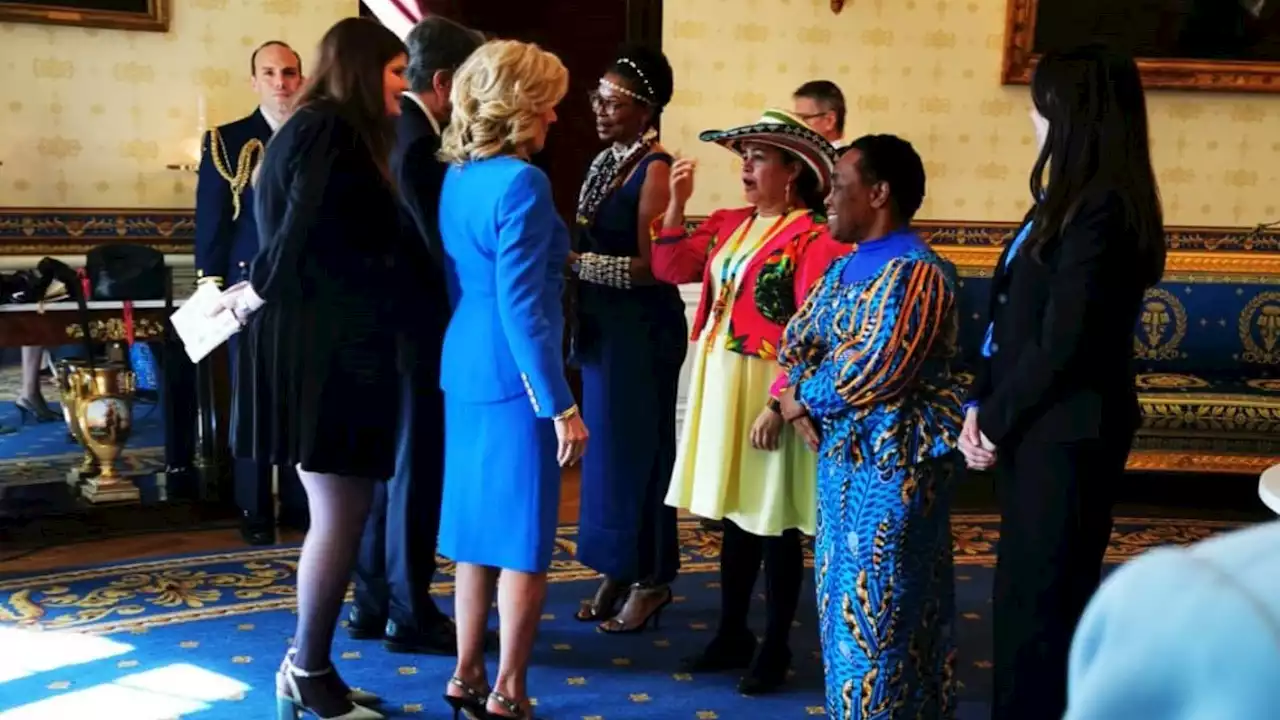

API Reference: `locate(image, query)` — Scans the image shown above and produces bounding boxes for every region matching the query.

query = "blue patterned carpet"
[0,400,164,461]
[0,515,1244,719]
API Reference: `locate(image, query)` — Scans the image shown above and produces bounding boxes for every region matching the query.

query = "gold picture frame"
[0,0,170,33]
[1002,0,1280,93]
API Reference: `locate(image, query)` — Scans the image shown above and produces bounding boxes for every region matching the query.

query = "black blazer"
[973,190,1147,447]
[237,103,403,478]
[392,96,447,267]
[390,95,451,370]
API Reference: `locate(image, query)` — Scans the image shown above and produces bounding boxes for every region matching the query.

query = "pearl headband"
[603,56,658,106]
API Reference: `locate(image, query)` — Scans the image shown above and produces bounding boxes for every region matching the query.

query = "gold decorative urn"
[55,358,98,486]
[73,363,141,504]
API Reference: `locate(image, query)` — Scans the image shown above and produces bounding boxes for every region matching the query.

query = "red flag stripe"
[386,0,422,22]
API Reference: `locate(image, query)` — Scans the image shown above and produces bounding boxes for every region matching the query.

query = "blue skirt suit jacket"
[435,156,575,573]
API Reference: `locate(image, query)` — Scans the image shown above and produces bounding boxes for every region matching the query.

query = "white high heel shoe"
[276,655,383,720]
[281,648,380,706]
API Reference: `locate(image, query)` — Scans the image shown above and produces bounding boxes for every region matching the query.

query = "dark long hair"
[789,159,826,215]
[294,18,406,179]
[1027,45,1165,288]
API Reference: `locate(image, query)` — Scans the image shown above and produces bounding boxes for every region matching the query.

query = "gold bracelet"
[196,275,223,288]
[553,404,579,422]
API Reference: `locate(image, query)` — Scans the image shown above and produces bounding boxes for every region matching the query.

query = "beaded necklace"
[706,209,802,337]
[575,131,656,229]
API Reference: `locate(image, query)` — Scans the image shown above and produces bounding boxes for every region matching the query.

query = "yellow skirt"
[664,335,817,537]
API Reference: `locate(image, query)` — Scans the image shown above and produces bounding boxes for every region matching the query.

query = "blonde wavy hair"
[439,40,569,164]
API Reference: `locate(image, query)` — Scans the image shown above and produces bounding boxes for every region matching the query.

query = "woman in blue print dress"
[778,136,963,719]
[568,46,689,633]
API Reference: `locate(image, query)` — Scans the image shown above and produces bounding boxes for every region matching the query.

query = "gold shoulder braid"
[207,128,265,221]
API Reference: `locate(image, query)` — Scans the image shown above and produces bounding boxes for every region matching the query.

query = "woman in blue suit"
[435,40,589,720]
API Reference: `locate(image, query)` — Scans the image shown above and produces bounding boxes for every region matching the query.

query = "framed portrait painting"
[0,0,170,33]
[1002,0,1280,93]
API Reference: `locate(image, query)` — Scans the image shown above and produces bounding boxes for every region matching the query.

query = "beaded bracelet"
[578,252,633,289]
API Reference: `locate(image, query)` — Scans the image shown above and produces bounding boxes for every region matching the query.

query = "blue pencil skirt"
[437,394,561,573]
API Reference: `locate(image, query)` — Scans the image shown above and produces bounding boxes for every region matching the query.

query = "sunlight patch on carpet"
[0,627,133,683]
[0,663,251,720]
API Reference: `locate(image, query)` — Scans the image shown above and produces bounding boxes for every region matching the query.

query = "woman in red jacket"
[654,109,844,694]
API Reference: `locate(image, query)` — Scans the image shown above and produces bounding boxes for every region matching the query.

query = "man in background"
[792,80,846,147]
[195,40,307,546]
[347,16,483,655]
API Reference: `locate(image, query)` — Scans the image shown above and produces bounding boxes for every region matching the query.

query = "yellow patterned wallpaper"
[663,0,1280,226]
[0,1,355,209]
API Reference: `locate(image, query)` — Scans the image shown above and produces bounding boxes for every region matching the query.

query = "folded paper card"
[170,281,245,363]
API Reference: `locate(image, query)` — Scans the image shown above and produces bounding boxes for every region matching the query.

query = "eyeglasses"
[588,91,635,115]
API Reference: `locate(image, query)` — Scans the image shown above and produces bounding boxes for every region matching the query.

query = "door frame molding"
[625,0,662,48]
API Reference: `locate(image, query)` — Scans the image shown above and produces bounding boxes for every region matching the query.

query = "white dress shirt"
[401,91,442,136]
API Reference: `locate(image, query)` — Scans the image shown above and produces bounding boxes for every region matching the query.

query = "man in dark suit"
[347,16,483,655]
[195,40,308,546]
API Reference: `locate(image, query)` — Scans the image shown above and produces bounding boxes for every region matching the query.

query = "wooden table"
[0,299,179,345]
[0,298,220,504]
[1260,465,1280,516]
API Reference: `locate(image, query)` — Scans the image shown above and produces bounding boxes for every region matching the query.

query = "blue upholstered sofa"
[926,221,1280,475]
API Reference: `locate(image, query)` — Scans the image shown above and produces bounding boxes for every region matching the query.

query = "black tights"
[717,519,804,650]
[293,469,375,670]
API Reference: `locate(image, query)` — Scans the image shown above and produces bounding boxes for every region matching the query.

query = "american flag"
[362,0,423,40]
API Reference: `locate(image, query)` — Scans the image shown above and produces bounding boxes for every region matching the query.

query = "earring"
[784,183,793,210]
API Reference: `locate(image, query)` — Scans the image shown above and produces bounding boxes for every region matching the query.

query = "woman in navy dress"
[228,18,408,720]
[434,41,588,720]
[568,46,688,633]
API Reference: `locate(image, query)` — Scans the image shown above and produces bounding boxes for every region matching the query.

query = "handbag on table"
[84,245,167,393]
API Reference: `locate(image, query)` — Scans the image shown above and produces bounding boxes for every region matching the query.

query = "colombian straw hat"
[699,108,838,192]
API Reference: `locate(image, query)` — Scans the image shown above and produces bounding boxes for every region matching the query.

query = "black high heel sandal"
[574,577,627,622]
[443,675,490,719]
[485,690,538,720]
[598,584,673,635]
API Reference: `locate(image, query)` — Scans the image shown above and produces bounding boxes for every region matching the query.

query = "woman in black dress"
[957,45,1165,720]
[229,18,409,720]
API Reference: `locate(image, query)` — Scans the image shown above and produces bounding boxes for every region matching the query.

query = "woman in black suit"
[227,17,409,720]
[957,45,1165,720]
